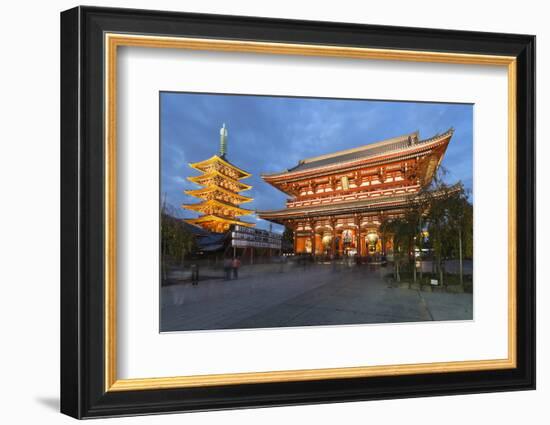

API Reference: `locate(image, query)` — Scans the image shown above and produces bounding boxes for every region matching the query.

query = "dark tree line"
[379,167,473,286]
[161,203,197,280]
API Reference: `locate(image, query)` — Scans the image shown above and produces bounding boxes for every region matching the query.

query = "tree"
[420,166,454,285]
[403,199,425,283]
[161,213,196,264]
[446,187,473,285]
[420,166,472,286]
[282,226,294,253]
[379,217,410,282]
[160,207,197,285]
[379,196,425,284]
[381,165,473,287]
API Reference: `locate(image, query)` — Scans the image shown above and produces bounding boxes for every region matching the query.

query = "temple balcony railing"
[288,175,412,201]
[285,185,420,209]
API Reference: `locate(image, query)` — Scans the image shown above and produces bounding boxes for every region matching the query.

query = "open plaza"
[161,260,473,332]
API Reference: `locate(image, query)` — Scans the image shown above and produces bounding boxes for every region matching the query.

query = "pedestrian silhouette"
[223,257,232,280]
[232,257,241,279]
[190,263,199,286]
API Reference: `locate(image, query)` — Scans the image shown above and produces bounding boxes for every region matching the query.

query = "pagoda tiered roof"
[189,155,251,180]
[187,170,252,191]
[185,215,254,228]
[185,185,253,205]
[183,198,254,216]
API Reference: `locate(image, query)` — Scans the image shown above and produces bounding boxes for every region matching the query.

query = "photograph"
[159,93,474,332]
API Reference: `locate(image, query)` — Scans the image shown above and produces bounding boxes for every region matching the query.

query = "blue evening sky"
[160,92,473,233]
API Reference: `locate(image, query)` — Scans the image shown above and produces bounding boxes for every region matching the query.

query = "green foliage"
[420,166,473,283]
[161,213,197,265]
[282,226,294,246]
[379,217,411,281]
[380,218,409,260]
[381,165,474,283]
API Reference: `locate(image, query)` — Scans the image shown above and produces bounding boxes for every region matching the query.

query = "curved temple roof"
[262,128,453,181]
[257,183,462,224]
[258,193,414,222]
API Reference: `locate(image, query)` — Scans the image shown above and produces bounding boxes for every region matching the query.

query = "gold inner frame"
[104,33,517,392]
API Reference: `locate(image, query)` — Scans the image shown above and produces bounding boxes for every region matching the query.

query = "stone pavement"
[160,263,473,332]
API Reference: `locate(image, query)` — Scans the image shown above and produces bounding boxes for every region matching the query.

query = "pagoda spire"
[219,123,228,158]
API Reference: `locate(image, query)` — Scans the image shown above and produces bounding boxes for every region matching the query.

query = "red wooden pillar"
[292,223,298,254]
[330,218,337,257]
[355,216,362,257]
[308,219,316,257]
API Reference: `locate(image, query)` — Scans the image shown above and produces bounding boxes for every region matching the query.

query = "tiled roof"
[257,182,462,220]
[289,133,417,172]
[263,129,453,177]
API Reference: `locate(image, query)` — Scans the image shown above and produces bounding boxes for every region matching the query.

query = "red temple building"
[257,129,454,257]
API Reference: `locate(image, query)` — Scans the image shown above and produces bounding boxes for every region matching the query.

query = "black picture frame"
[61,5,535,419]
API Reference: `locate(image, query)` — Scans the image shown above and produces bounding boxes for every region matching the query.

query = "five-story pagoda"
[183,124,255,233]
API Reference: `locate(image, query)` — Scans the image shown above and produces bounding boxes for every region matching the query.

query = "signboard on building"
[231,225,283,249]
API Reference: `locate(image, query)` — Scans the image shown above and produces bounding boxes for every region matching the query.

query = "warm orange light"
[183,153,255,232]
[366,231,379,245]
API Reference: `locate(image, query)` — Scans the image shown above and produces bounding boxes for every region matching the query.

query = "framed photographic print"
[60,6,535,419]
